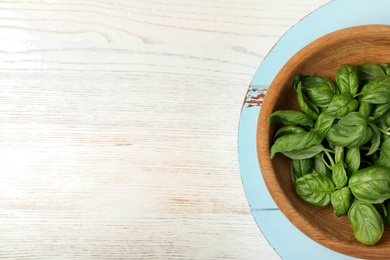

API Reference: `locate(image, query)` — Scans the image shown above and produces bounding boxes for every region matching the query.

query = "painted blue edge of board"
[238,0,390,259]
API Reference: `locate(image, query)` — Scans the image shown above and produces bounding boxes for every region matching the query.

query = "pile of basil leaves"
[268,62,390,246]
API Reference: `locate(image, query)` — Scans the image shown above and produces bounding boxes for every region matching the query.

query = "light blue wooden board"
[251,210,355,259]
[238,0,390,258]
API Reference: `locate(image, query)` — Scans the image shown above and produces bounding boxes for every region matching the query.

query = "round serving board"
[238,1,390,259]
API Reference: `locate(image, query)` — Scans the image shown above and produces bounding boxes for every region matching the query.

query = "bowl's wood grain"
[258,25,390,259]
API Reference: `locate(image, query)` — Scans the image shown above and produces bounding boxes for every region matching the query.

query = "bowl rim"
[257,24,390,259]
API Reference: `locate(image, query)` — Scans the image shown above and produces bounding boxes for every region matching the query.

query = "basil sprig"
[268,62,390,246]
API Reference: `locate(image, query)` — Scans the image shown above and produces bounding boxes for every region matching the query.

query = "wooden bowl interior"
[258,25,390,259]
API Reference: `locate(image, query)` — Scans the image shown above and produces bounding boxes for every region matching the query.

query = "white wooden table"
[0,1,331,259]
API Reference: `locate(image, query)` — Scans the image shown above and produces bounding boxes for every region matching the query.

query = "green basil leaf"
[338,111,368,126]
[360,76,390,104]
[332,162,347,189]
[268,110,314,127]
[313,154,331,178]
[270,130,322,159]
[373,110,390,127]
[281,144,325,160]
[336,64,359,97]
[358,101,372,118]
[348,200,384,246]
[357,62,385,81]
[366,123,381,156]
[326,112,372,148]
[295,173,335,207]
[291,158,314,186]
[376,118,390,139]
[331,187,353,217]
[323,94,358,119]
[296,81,319,120]
[345,147,360,176]
[314,113,335,138]
[380,63,390,75]
[334,146,344,164]
[371,103,390,121]
[300,75,337,107]
[386,113,390,128]
[377,138,390,168]
[273,125,306,141]
[349,165,390,204]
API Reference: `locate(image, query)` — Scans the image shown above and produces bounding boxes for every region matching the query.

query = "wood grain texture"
[0,0,331,259]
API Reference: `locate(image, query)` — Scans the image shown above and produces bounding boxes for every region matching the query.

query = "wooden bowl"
[257,25,390,259]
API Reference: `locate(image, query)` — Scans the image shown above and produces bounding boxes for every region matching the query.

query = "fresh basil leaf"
[376,117,390,141]
[323,94,358,119]
[345,147,360,176]
[314,113,335,138]
[313,154,331,178]
[380,63,390,75]
[332,162,347,189]
[377,138,390,168]
[300,75,337,107]
[270,130,322,159]
[291,158,314,186]
[357,62,385,81]
[326,112,372,148]
[331,187,353,217]
[296,81,319,120]
[371,103,390,121]
[293,73,305,88]
[366,123,381,156]
[336,64,359,97]
[358,101,372,118]
[295,172,335,207]
[360,76,390,104]
[386,113,390,128]
[273,125,306,141]
[268,110,314,127]
[338,111,368,126]
[373,110,390,127]
[334,146,344,164]
[348,200,384,246]
[282,144,325,160]
[349,165,390,204]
